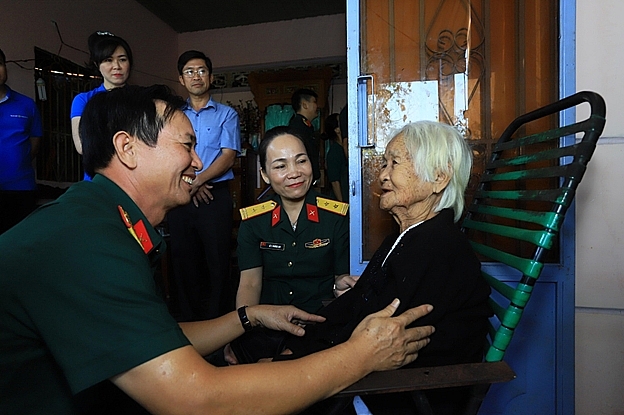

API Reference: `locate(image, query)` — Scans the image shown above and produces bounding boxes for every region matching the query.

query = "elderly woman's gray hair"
[391,121,472,222]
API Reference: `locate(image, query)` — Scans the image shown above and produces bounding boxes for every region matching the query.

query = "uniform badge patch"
[316,197,349,216]
[240,200,277,220]
[260,241,285,251]
[305,238,330,249]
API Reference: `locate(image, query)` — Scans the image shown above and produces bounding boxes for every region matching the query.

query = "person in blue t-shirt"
[70,31,133,180]
[0,47,43,235]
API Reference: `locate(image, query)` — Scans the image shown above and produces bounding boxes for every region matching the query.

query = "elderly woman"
[280,121,492,414]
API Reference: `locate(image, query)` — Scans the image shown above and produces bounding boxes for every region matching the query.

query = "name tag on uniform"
[260,241,285,251]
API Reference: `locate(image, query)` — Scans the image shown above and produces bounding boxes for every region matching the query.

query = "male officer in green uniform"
[289,88,321,182]
[237,191,349,313]
[0,85,435,415]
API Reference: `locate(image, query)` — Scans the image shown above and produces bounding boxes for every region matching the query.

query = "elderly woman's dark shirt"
[282,208,491,368]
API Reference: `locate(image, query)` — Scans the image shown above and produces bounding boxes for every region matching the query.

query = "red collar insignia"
[272,205,281,227]
[306,203,319,223]
[117,205,153,254]
[303,118,312,128]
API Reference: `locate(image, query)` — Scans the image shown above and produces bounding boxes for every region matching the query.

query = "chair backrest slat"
[462,91,606,362]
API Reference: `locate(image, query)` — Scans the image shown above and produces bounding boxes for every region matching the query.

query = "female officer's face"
[260,134,313,202]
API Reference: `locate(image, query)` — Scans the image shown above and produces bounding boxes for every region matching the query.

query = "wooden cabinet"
[249,67,333,115]
[247,67,334,198]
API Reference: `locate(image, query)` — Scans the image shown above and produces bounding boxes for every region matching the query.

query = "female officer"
[70,31,133,179]
[235,126,356,315]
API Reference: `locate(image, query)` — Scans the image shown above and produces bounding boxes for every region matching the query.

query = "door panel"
[352,0,558,264]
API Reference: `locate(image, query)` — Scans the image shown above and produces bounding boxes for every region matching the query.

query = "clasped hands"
[191,181,214,207]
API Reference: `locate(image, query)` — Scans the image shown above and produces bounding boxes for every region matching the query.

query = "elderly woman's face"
[260,134,313,201]
[378,135,439,219]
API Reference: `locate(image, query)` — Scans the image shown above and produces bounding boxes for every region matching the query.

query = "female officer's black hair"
[258,126,306,171]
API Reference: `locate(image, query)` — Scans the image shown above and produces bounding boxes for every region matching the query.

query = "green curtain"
[264,105,321,132]
[265,104,295,131]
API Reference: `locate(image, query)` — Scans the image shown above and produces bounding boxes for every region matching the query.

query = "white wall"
[179,14,347,110]
[178,14,346,69]
[0,0,346,113]
[575,0,624,414]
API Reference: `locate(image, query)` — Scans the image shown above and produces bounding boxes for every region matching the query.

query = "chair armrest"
[336,361,516,398]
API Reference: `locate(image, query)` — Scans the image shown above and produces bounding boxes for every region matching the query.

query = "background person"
[0,47,43,235]
[289,88,321,183]
[167,50,241,321]
[70,31,133,180]
[323,112,349,202]
[0,84,434,415]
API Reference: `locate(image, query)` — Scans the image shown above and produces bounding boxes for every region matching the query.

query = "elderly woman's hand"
[334,274,360,297]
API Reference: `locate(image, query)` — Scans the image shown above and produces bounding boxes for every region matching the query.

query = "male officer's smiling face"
[137,104,202,214]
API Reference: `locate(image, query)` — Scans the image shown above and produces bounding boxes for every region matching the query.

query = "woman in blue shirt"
[70,31,133,180]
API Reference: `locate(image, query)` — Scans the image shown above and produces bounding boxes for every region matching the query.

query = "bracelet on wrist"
[237,306,252,332]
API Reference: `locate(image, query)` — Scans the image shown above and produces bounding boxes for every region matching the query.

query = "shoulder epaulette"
[316,197,349,216]
[239,200,277,220]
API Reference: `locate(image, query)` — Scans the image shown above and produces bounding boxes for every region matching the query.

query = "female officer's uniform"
[237,190,349,313]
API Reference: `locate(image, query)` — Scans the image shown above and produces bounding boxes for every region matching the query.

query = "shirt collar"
[91,174,165,258]
[0,85,12,104]
[183,96,216,112]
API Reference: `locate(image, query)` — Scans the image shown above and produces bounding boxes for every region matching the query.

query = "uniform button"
[292,241,297,247]
[289,291,293,296]
[287,261,293,267]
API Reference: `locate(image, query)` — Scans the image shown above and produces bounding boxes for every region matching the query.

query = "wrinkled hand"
[334,274,360,297]
[348,300,434,372]
[246,304,326,337]
[192,182,214,207]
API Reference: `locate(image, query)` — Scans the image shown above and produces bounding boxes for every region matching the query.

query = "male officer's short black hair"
[291,88,318,113]
[80,85,185,177]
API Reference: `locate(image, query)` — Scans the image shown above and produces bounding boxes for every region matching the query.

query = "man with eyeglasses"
[168,50,241,323]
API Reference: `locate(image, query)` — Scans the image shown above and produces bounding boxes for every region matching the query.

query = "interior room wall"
[575,0,624,413]
[0,0,179,98]
[178,14,347,114]
[178,14,346,69]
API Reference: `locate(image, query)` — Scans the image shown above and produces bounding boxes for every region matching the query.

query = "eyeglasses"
[182,68,209,78]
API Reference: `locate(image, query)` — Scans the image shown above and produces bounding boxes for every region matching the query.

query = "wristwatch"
[237,306,252,332]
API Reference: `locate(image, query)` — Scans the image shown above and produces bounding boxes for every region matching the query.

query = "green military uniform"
[0,174,190,414]
[237,190,349,313]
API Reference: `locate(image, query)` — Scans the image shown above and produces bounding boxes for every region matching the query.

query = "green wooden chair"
[335,90,606,415]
